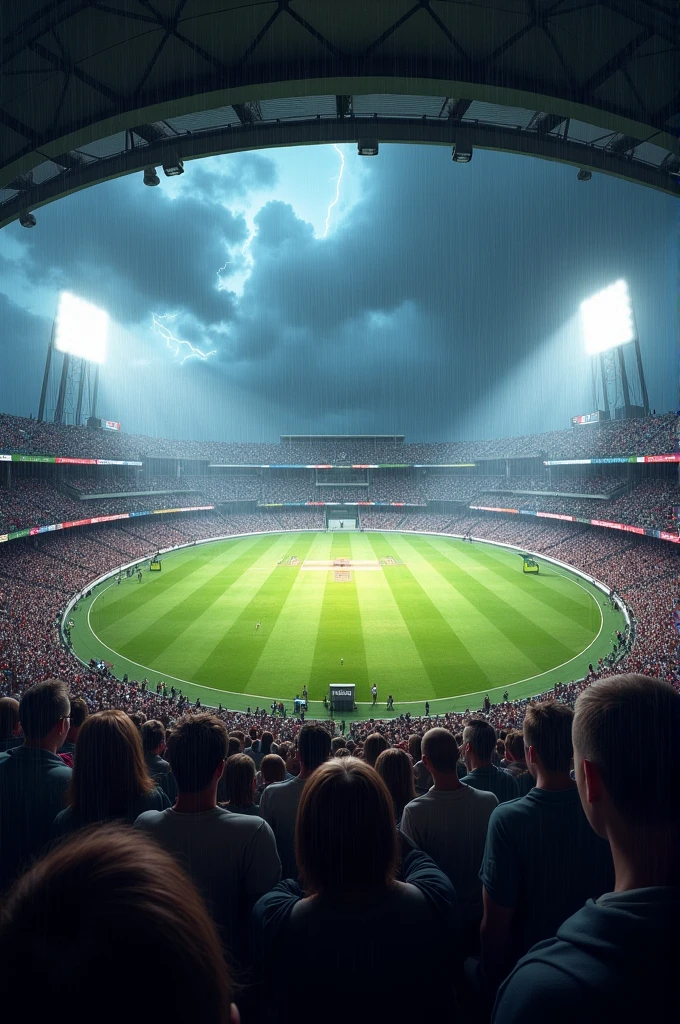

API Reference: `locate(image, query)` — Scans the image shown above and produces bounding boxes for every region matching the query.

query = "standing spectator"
[222,753,259,815]
[461,720,519,802]
[493,676,680,1023]
[253,758,460,1024]
[258,724,331,878]
[401,727,498,943]
[502,730,535,796]
[0,680,71,890]
[58,696,88,758]
[410,733,433,794]
[478,702,614,989]
[258,753,287,798]
[52,710,170,838]
[142,718,178,803]
[0,696,22,753]
[363,731,389,767]
[135,714,280,963]
[0,826,239,1024]
[375,747,416,825]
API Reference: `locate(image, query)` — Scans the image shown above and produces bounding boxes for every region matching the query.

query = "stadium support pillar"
[617,346,632,418]
[599,354,611,418]
[91,365,100,421]
[633,337,650,416]
[38,321,55,423]
[54,353,70,425]
[75,359,86,426]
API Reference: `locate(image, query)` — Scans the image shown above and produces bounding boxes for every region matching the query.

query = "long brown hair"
[295,757,398,897]
[0,826,233,1022]
[375,747,416,820]
[69,710,154,823]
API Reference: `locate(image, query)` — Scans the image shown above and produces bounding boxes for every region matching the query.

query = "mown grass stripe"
[309,539,370,699]
[366,532,492,693]
[402,534,585,667]
[99,535,283,666]
[247,534,333,695]
[191,533,317,691]
[433,535,599,630]
[91,536,265,646]
[90,536,261,624]
[350,533,434,699]
[386,532,542,681]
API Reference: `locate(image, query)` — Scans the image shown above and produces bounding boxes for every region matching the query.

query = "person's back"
[254,757,459,1024]
[50,710,170,838]
[479,703,613,986]
[142,719,178,802]
[493,676,680,1023]
[0,680,71,890]
[0,826,238,1024]
[400,727,497,930]
[0,697,22,753]
[258,723,331,878]
[461,720,519,802]
[135,714,280,961]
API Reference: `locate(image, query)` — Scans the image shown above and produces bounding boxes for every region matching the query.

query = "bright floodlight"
[580,280,635,355]
[55,292,108,364]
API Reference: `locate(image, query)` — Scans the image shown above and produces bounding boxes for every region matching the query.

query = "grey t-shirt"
[400,784,498,924]
[258,775,307,879]
[134,806,280,956]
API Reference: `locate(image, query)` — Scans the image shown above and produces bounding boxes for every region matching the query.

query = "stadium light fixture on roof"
[54,292,108,364]
[357,139,378,156]
[580,280,635,356]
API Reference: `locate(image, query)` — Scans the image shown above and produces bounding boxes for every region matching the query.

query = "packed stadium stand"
[1,411,677,462]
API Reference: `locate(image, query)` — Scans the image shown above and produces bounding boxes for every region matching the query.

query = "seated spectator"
[493,675,680,1023]
[331,736,346,755]
[227,735,242,758]
[363,731,389,767]
[258,724,331,879]
[0,696,22,753]
[401,727,497,944]
[141,718,177,802]
[52,710,170,837]
[0,680,72,890]
[375,747,416,825]
[222,753,259,814]
[57,696,88,758]
[253,758,460,1024]
[129,711,146,729]
[461,720,519,802]
[0,826,238,1024]
[478,701,614,989]
[135,714,280,963]
[502,730,534,795]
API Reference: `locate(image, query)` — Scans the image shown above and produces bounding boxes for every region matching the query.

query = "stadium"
[0,3,678,1022]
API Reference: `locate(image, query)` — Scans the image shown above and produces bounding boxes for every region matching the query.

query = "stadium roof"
[1,0,678,229]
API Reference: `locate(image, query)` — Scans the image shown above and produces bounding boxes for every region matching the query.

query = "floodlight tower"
[580,280,649,420]
[38,292,108,425]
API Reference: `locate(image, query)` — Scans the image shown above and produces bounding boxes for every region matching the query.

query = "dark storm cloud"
[0,293,51,416]
[9,164,257,328]
[223,148,676,439]
[0,144,675,441]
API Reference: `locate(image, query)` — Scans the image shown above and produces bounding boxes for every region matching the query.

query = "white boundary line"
[73,529,622,706]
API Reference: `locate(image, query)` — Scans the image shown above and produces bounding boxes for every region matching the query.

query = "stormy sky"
[0,143,676,443]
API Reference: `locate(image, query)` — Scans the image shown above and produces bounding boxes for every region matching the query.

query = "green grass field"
[70,531,625,718]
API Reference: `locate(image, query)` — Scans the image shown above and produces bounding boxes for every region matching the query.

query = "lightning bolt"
[216,260,232,290]
[323,144,345,238]
[151,312,217,364]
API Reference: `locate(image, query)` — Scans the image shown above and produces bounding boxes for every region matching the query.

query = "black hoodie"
[493,886,680,1023]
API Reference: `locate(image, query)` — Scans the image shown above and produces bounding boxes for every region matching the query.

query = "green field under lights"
[70,531,624,718]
